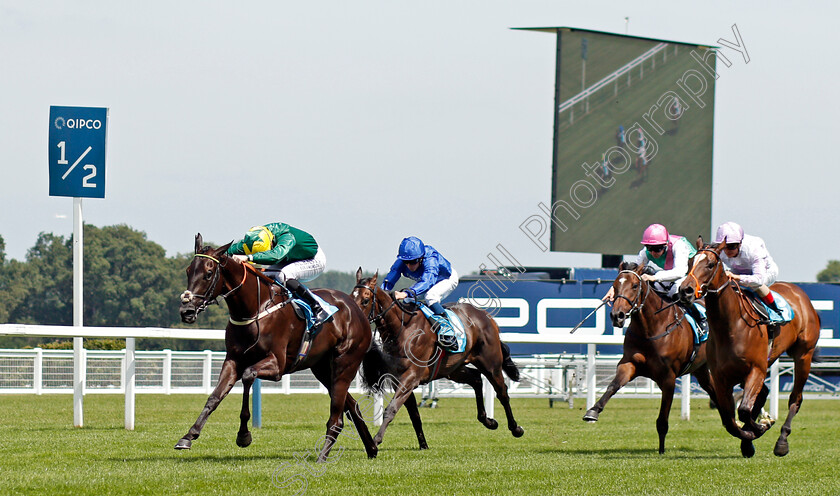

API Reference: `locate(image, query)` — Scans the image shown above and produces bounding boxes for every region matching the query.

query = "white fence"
[0,347,664,398]
[1,323,838,431]
[558,42,673,124]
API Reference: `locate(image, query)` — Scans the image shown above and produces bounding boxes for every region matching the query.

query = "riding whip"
[570,300,608,334]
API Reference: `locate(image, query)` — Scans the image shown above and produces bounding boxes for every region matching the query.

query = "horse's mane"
[620,261,656,276]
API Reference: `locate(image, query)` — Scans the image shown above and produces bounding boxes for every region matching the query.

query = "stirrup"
[437,333,458,351]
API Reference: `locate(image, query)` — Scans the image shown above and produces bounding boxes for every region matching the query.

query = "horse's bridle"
[353,283,407,326]
[686,248,730,298]
[180,253,247,316]
[613,269,651,315]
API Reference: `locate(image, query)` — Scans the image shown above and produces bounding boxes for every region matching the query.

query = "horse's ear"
[695,235,703,250]
[216,241,233,257]
[370,270,379,288]
[713,241,726,254]
[618,260,628,271]
[356,267,363,283]
[195,233,203,253]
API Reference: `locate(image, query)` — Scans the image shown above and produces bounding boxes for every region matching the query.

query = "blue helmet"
[397,236,425,261]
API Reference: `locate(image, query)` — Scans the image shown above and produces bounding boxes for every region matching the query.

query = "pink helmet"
[714,221,744,244]
[641,223,669,245]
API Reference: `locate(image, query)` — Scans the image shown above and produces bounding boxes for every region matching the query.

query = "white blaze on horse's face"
[694,253,707,265]
[619,277,627,284]
[352,289,359,298]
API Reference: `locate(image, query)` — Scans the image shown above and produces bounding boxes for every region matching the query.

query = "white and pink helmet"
[714,221,744,244]
[641,223,669,245]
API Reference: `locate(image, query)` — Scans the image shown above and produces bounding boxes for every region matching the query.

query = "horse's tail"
[500,341,520,382]
[360,342,391,392]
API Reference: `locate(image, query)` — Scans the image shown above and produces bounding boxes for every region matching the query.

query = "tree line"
[0,225,367,350]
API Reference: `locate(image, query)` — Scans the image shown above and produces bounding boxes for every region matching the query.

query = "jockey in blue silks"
[382,237,460,345]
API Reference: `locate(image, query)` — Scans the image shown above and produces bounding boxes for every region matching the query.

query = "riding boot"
[766,299,782,319]
[286,279,333,328]
[429,302,446,316]
[428,302,457,351]
[685,303,708,337]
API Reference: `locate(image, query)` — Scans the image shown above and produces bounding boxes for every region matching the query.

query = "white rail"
[2,324,838,428]
[558,42,669,123]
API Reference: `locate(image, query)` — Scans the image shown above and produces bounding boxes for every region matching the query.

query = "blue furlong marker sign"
[48,106,108,198]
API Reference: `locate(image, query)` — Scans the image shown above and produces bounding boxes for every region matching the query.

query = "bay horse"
[176,234,378,461]
[678,240,820,457]
[583,262,715,454]
[352,269,523,448]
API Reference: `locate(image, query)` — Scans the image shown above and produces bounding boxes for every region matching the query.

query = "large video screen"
[549,28,715,255]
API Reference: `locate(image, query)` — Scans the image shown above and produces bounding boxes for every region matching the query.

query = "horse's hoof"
[174,438,192,450]
[583,409,599,422]
[485,418,499,430]
[367,449,378,459]
[511,426,525,438]
[374,435,383,447]
[740,440,755,458]
[419,442,429,450]
[774,439,789,457]
[236,432,252,448]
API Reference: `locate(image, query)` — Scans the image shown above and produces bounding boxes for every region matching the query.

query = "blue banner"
[446,272,840,356]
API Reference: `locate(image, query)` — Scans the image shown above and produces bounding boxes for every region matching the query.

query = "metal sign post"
[49,106,108,427]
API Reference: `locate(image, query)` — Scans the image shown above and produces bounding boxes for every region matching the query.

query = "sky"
[1,1,837,282]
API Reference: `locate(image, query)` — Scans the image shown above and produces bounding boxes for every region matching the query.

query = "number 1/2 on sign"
[56,141,98,187]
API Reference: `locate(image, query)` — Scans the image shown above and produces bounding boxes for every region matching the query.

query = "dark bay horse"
[353,269,523,448]
[583,262,715,454]
[679,241,820,457]
[176,235,378,461]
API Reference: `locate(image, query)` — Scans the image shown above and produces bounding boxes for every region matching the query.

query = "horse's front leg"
[237,353,282,448]
[374,371,422,447]
[584,361,637,422]
[656,377,676,455]
[738,367,771,440]
[175,358,240,450]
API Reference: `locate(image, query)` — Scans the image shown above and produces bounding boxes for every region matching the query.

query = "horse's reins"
[613,270,650,315]
[180,253,246,313]
[183,254,293,354]
[686,248,763,328]
[685,248,729,298]
[616,270,685,341]
[355,283,432,362]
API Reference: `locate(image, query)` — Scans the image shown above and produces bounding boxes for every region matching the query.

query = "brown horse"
[176,234,378,461]
[352,269,523,448]
[679,241,820,457]
[583,262,715,454]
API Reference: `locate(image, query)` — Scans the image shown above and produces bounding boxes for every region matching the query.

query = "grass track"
[1,394,838,495]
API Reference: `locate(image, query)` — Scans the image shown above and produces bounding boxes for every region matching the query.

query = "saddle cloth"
[742,288,795,324]
[290,293,338,332]
[418,304,467,353]
[682,303,708,345]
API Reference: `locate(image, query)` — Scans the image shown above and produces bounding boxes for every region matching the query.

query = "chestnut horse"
[176,235,378,461]
[583,262,715,454]
[679,241,820,457]
[352,269,523,448]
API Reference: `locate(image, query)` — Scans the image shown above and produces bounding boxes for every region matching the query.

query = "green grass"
[1,394,838,495]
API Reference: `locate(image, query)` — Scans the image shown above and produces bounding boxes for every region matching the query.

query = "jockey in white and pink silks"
[604,223,706,327]
[714,221,781,314]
